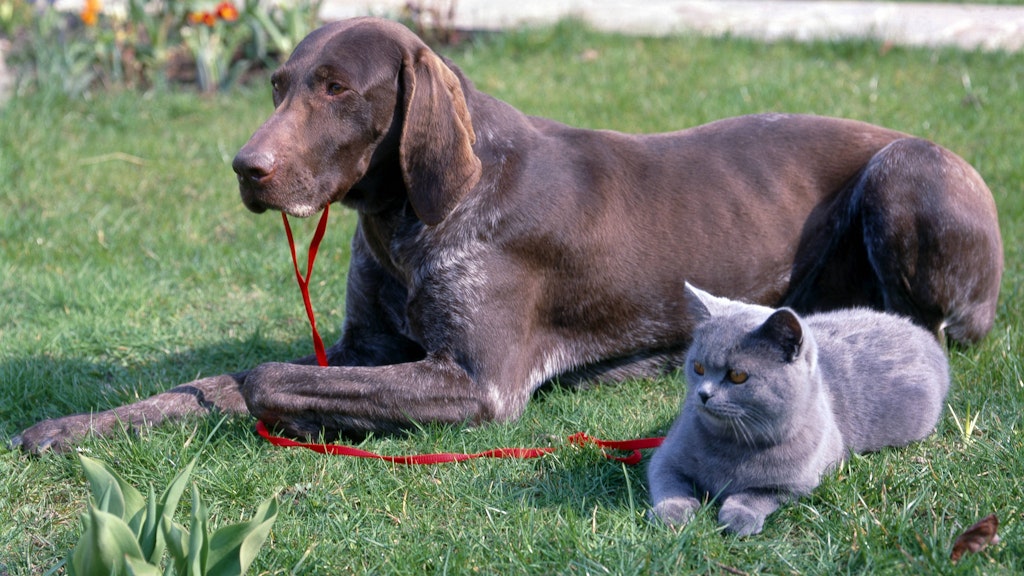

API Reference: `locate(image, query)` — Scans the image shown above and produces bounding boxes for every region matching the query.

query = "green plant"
[182,2,250,92]
[243,0,322,66]
[947,403,982,443]
[10,8,101,97]
[0,0,32,36]
[65,455,278,575]
[124,0,189,80]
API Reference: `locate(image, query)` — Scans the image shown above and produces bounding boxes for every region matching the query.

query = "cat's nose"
[698,390,712,404]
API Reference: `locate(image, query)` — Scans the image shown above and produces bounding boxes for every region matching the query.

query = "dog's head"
[232,17,481,224]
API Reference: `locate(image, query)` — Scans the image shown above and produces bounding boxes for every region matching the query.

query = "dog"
[14,17,1003,454]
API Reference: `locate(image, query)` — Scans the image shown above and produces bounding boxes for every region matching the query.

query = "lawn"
[1,20,1023,574]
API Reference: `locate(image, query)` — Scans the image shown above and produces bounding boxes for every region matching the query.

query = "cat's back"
[808,309,949,453]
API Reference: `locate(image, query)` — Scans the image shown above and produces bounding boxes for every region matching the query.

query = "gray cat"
[647,284,949,536]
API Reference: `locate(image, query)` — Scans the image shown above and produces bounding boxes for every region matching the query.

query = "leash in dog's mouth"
[281,204,331,367]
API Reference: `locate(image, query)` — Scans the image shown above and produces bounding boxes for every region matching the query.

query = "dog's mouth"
[239,187,270,214]
[280,203,324,219]
[241,192,321,218]
[236,174,330,218]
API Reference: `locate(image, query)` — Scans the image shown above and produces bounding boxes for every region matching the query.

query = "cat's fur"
[647,284,950,536]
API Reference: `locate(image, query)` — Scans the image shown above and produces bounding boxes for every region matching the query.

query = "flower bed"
[1,0,323,95]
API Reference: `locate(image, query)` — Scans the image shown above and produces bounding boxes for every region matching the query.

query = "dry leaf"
[950,513,1000,563]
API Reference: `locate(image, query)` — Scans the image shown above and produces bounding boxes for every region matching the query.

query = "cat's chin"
[697,406,734,426]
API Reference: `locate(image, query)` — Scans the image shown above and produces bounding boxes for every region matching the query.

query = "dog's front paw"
[12,413,110,455]
[648,497,701,528]
[241,363,326,439]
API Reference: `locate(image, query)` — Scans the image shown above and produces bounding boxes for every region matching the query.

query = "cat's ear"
[684,282,725,325]
[756,308,804,362]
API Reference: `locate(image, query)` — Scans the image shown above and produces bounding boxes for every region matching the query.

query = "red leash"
[269,207,664,465]
[281,206,331,367]
[256,421,662,465]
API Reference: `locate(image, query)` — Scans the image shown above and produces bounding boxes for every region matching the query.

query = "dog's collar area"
[282,205,331,367]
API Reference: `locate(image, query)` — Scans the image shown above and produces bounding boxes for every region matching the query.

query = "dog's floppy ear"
[400,48,482,226]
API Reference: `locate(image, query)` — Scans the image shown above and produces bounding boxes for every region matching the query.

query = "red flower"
[188,2,238,26]
[215,1,239,22]
[188,10,217,26]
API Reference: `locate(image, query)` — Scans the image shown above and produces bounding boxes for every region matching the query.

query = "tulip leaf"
[124,555,164,576]
[205,496,279,576]
[79,455,146,522]
[69,506,146,576]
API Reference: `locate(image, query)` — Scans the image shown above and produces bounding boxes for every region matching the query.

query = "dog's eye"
[726,369,748,384]
[693,361,704,376]
[326,82,346,96]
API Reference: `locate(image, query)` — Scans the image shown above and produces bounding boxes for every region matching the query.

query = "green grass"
[2,21,1024,574]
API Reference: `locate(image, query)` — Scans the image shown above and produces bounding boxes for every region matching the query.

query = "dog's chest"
[362,212,490,312]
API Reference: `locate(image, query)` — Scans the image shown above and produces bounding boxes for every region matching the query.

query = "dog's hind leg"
[857,138,1003,344]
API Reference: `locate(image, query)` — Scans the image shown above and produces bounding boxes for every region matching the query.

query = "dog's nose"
[232,149,276,184]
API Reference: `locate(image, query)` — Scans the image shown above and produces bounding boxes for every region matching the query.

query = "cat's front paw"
[718,504,766,536]
[648,497,701,528]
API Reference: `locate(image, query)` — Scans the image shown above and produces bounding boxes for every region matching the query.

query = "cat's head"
[682,283,818,445]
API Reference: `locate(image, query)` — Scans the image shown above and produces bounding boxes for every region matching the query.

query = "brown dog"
[14,17,1002,453]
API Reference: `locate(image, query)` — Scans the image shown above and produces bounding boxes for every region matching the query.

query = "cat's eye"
[726,370,748,384]
[693,361,705,376]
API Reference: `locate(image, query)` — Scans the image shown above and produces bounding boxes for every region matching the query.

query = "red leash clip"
[567,432,664,465]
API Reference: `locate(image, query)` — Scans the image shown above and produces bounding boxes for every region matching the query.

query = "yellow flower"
[80,0,102,26]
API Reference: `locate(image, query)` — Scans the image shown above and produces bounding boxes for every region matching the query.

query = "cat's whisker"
[746,411,781,445]
[733,416,759,448]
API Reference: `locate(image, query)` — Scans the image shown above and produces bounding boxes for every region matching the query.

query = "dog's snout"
[232,148,276,184]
